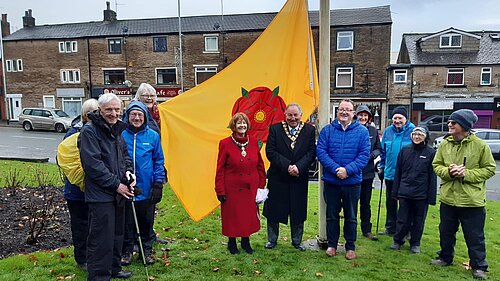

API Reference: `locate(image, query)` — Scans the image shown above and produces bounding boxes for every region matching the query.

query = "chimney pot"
[106,1,110,10]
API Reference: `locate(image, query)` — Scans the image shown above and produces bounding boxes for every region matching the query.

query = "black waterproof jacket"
[79,112,133,203]
[362,125,381,180]
[392,143,437,205]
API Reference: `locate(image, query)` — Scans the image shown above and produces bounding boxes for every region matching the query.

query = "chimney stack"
[22,9,35,28]
[103,1,117,22]
[1,14,11,37]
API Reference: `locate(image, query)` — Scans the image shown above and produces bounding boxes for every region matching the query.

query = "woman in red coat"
[215,112,267,254]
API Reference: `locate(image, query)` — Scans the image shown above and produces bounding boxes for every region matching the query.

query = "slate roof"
[401,29,500,65]
[5,5,391,41]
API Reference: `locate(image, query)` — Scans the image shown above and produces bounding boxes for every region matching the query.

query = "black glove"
[150,182,163,204]
[217,195,226,204]
[378,168,384,181]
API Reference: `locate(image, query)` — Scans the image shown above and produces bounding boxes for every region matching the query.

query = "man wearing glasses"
[317,99,370,260]
[378,106,415,236]
[431,109,495,280]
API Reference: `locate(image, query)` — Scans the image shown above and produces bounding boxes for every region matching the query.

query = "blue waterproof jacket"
[122,101,165,201]
[317,120,370,186]
[63,116,85,201]
[380,121,415,181]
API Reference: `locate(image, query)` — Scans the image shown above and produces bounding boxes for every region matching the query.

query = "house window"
[43,95,55,108]
[60,69,81,84]
[393,69,407,83]
[335,67,353,88]
[6,59,23,72]
[204,35,219,52]
[153,36,167,52]
[440,34,462,48]
[62,98,82,117]
[108,38,122,54]
[104,69,126,85]
[58,41,78,53]
[337,31,354,51]
[481,67,492,85]
[194,65,217,85]
[156,68,177,85]
[447,68,464,85]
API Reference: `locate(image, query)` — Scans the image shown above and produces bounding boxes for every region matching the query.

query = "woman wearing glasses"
[131,83,160,134]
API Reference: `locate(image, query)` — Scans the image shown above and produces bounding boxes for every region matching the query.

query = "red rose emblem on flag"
[232,86,286,147]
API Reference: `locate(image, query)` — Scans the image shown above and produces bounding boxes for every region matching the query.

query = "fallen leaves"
[315,272,323,277]
[212,267,220,272]
[56,274,75,280]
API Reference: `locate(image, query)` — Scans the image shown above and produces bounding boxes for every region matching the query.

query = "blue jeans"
[323,182,361,251]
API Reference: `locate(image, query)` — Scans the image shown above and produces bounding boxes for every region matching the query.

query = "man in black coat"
[79,93,135,280]
[263,103,316,251]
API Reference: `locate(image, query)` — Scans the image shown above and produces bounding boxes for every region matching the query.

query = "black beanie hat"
[392,106,408,119]
[449,109,478,131]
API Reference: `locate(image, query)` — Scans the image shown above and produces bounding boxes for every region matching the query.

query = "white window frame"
[62,97,83,117]
[156,67,178,85]
[203,34,219,53]
[102,67,126,85]
[43,95,55,108]
[335,67,353,88]
[337,31,354,51]
[440,34,462,48]
[6,60,13,72]
[58,41,78,53]
[194,65,218,85]
[447,68,464,86]
[60,69,81,84]
[481,67,492,86]
[16,59,23,72]
[393,69,407,83]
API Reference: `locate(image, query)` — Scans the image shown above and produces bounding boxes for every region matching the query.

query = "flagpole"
[317,0,330,247]
[0,24,9,121]
[177,0,184,92]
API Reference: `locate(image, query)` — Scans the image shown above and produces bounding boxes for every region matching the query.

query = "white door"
[9,96,22,121]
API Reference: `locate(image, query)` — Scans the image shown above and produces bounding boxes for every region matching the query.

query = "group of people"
[63,83,166,280]
[216,100,494,280]
[61,90,494,280]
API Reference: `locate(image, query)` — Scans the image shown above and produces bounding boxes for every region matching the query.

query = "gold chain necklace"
[281,121,303,149]
[230,135,249,157]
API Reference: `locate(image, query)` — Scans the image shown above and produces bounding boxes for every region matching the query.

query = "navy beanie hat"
[449,109,478,131]
[392,106,408,119]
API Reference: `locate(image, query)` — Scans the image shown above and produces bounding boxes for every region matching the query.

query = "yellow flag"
[158,0,318,221]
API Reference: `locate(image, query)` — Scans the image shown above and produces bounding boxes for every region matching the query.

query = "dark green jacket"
[432,134,496,207]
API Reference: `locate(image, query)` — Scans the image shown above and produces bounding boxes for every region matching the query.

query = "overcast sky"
[2,0,500,51]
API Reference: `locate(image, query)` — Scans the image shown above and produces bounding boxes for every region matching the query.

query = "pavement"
[0,120,19,128]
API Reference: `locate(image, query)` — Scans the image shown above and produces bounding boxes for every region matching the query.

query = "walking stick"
[375,177,384,234]
[126,179,150,281]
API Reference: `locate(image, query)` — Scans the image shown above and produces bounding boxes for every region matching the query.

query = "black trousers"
[359,178,374,235]
[87,202,125,281]
[384,180,398,234]
[67,200,89,265]
[438,203,488,271]
[267,219,304,246]
[123,200,156,255]
[393,198,428,246]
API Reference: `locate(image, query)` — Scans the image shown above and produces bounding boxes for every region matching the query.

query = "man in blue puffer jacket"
[379,106,415,236]
[121,101,165,265]
[317,99,370,260]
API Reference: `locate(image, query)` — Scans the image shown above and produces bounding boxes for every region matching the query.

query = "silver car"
[18,108,73,133]
[433,128,500,157]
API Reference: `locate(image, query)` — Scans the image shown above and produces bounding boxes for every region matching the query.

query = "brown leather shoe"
[345,250,357,260]
[325,247,337,257]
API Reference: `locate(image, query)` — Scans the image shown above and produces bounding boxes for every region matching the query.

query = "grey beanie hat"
[356,104,372,117]
[392,106,408,119]
[449,109,478,131]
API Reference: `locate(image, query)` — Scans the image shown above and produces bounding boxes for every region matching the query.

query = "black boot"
[241,237,254,254]
[227,237,239,255]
